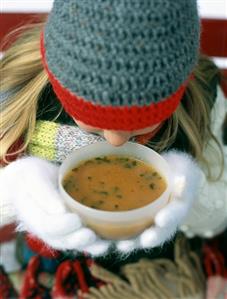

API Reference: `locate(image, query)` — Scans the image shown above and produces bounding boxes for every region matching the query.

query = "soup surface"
[63,155,166,211]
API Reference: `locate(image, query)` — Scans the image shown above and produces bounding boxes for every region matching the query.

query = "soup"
[63,155,166,212]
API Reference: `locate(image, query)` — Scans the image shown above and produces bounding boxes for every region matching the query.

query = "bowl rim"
[58,141,172,222]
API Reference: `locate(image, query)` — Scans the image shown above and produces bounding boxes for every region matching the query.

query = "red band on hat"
[40,32,187,131]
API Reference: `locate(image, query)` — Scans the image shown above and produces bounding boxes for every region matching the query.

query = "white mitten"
[0,157,106,252]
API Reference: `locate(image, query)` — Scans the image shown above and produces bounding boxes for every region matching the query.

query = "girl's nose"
[103,130,130,146]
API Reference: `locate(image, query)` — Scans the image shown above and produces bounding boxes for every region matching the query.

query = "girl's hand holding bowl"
[0,142,202,257]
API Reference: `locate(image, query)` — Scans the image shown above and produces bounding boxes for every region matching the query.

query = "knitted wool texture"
[28,121,104,163]
[27,121,163,163]
[82,236,206,299]
[42,0,200,130]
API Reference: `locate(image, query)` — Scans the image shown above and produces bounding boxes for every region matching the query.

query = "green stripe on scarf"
[27,120,104,163]
[27,121,59,161]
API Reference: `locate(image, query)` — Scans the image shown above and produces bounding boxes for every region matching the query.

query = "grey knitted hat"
[41,0,200,130]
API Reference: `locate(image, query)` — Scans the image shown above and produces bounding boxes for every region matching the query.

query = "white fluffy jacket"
[181,87,227,237]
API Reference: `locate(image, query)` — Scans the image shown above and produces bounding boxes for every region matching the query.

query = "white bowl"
[59,141,172,240]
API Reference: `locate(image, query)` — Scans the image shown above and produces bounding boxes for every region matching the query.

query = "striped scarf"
[27,120,162,163]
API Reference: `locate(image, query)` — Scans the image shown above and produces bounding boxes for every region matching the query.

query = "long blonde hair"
[0,23,224,180]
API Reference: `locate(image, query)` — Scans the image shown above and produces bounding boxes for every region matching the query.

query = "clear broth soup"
[63,155,167,211]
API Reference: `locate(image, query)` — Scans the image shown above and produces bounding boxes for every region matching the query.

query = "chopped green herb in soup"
[63,155,166,211]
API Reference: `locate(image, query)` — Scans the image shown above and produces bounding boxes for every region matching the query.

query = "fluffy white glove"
[0,157,98,251]
[0,151,202,256]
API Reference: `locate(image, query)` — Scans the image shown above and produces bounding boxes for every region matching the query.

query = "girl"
[0,0,226,257]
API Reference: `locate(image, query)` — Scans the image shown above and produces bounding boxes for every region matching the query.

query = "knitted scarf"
[27,120,162,163]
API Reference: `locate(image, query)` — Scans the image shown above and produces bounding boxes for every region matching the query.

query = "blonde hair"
[148,55,224,180]
[0,23,224,180]
[0,23,48,161]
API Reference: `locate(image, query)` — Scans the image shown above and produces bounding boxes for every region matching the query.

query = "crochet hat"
[41,0,200,130]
